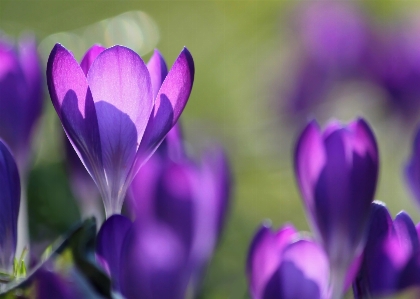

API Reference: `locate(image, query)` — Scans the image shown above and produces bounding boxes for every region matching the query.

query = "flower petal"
[262,240,329,299]
[87,45,153,215]
[96,214,132,291]
[137,47,194,164]
[0,140,20,271]
[147,49,168,99]
[247,223,297,299]
[80,44,105,76]
[47,43,103,190]
[119,221,188,299]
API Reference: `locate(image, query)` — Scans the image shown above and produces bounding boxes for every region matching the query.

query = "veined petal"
[0,140,20,271]
[136,47,194,166]
[247,223,297,299]
[96,215,132,291]
[147,49,168,99]
[87,45,153,215]
[47,43,103,195]
[80,44,105,76]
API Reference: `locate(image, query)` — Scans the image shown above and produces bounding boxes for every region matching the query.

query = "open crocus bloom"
[246,223,330,299]
[354,201,420,298]
[294,118,378,297]
[0,139,20,272]
[47,44,194,217]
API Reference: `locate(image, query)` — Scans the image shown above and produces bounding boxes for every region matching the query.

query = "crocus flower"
[96,122,232,298]
[47,44,194,216]
[246,223,330,299]
[353,201,420,298]
[294,118,379,298]
[0,139,20,271]
[405,125,420,206]
[0,33,43,173]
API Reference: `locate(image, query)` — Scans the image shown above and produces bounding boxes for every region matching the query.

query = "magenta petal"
[47,43,103,192]
[147,49,168,99]
[87,45,153,214]
[96,215,132,291]
[0,140,20,271]
[137,47,194,163]
[80,44,105,76]
[247,223,297,299]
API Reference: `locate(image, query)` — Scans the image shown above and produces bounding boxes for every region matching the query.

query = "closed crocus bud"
[47,44,194,217]
[0,139,20,272]
[354,201,420,298]
[127,124,232,296]
[247,223,330,299]
[294,118,379,298]
[0,34,43,173]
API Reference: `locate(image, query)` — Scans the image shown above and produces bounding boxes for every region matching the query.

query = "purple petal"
[262,239,329,299]
[246,223,297,299]
[136,47,194,164]
[47,44,104,206]
[80,44,105,76]
[35,268,79,299]
[147,49,168,99]
[119,221,189,299]
[96,214,132,291]
[87,45,153,215]
[0,140,20,270]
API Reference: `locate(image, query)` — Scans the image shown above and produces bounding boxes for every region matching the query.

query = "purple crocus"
[246,223,330,299]
[354,201,420,298]
[0,34,43,173]
[294,118,379,298]
[404,125,420,205]
[0,139,20,271]
[96,122,231,298]
[46,44,194,217]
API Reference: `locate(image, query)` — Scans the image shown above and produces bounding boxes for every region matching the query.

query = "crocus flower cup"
[294,118,379,298]
[246,223,330,299]
[47,44,194,217]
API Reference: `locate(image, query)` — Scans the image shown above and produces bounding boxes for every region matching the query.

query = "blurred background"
[2,0,420,297]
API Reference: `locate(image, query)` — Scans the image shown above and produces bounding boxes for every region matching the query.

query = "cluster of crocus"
[284,2,420,121]
[247,117,420,298]
[95,122,232,299]
[47,43,194,217]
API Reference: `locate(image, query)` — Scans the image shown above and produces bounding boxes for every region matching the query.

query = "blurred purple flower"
[46,44,194,217]
[0,34,43,173]
[294,118,379,298]
[405,125,420,206]
[353,201,420,298]
[0,139,20,271]
[284,2,371,117]
[246,223,330,299]
[95,123,232,298]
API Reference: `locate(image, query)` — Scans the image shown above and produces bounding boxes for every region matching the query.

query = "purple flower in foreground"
[0,139,20,271]
[294,118,379,298]
[47,44,194,216]
[96,125,232,298]
[0,34,43,173]
[354,201,420,298]
[404,125,420,206]
[246,223,330,299]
